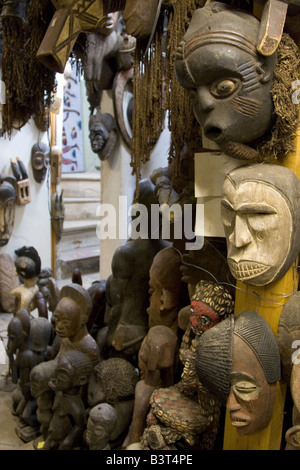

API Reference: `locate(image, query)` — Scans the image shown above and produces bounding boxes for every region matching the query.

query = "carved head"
[30,361,56,398]
[221,164,300,286]
[54,284,93,338]
[195,311,281,435]
[48,350,93,391]
[14,245,41,279]
[85,403,118,450]
[0,176,16,247]
[175,2,277,152]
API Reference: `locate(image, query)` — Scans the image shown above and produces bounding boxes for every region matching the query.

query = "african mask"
[89,111,117,161]
[0,177,16,247]
[195,310,281,435]
[31,142,50,183]
[175,2,277,161]
[221,164,300,287]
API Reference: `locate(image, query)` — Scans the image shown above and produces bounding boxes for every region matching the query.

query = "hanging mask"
[31,142,50,183]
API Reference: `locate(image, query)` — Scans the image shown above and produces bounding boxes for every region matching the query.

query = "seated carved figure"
[139,281,234,450]
[43,350,94,450]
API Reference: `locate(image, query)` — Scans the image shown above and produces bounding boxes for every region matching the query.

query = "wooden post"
[50,111,57,278]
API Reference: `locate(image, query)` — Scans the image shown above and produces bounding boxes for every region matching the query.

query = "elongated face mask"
[221,164,300,286]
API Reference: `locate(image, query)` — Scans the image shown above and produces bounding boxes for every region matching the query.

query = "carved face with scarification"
[175,2,277,148]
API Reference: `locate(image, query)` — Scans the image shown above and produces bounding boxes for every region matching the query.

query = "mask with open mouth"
[174,2,277,161]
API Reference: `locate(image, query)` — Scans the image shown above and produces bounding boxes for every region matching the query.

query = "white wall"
[99,91,170,279]
[0,120,52,269]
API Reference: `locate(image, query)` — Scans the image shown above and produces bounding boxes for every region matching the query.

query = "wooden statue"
[87,357,139,447]
[88,109,118,161]
[43,350,94,450]
[125,325,178,446]
[31,142,50,183]
[53,283,100,367]
[85,403,118,450]
[100,179,167,364]
[174,1,278,162]
[147,246,188,333]
[221,163,300,287]
[195,310,281,436]
[8,310,53,442]
[0,175,16,247]
[11,246,41,314]
[0,253,19,313]
[86,279,107,338]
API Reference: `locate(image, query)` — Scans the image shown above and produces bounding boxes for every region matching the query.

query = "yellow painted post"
[223,3,300,449]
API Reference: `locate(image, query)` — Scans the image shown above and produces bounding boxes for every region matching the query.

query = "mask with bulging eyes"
[31,142,50,183]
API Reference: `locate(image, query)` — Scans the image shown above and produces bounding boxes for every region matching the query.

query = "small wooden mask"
[0,176,16,247]
[31,142,50,183]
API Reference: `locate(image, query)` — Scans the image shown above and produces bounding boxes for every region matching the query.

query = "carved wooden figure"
[221,163,300,287]
[0,179,19,312]
[147,246,188,333]
[277,292,300,449]
[195,310,281,436]
[174,1,278,162]
[51,192,65,242]
[126,325,178,446]
[30,362,55,441]
[43,350,94,450]
[87,357,139,447]
[8,311,53,442]
[11,246,41,314]
[139,281,234,451]
[88,110,118,161]
[85,403,118,450]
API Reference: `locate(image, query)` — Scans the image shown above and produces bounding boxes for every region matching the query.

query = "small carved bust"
[85,403,118,450]
[195,310,281,436]
[221,163,300,286]
[31,142,50,183]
